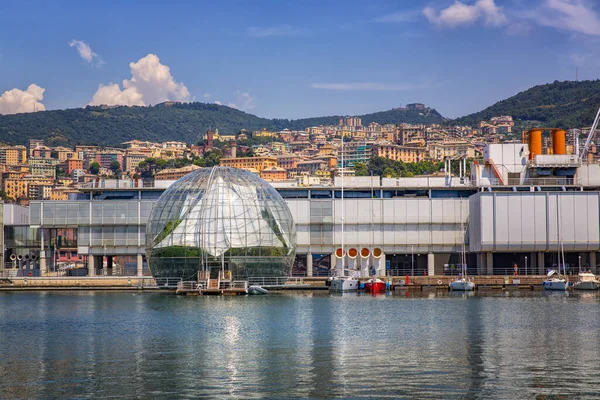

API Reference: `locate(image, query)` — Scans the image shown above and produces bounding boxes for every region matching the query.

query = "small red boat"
[364,278,386,294]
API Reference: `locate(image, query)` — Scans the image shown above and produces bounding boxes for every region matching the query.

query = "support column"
[107,256,113,276]
[427,253,435,276]
[377,253,386,277]
[590,252,597,274]
[476,253,485,275]
[137,253,143,277]
[88,255,95,277]
[486,252,494,275]
[39,229,46,276]
[306,253,313,277]
[528,252,536,276]
[538,252,545,275]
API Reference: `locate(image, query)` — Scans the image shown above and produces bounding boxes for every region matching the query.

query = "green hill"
[452,80,600,129]
[0,102,445,147]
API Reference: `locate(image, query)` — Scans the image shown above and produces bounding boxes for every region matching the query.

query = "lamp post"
[525,256,528,276]
[579,255,582,272]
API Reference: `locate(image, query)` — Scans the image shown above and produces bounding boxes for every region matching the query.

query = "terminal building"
[3,141,600,279]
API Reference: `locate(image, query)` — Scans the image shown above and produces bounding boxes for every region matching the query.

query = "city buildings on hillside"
[1,115,595,206]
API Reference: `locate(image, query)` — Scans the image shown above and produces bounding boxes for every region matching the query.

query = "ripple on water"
[0,290,599,398]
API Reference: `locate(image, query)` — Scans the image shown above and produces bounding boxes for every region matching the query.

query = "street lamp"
[579,255,582,272]
[525,256,528,276]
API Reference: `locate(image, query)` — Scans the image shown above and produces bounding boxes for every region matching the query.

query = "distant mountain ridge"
[0,102,445,147]
[452,80,600,129]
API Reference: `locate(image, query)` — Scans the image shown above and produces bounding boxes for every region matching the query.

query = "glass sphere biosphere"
[146,166,296,280]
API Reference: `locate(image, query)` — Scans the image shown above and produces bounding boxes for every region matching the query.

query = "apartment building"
[372,144,428,163]
[428,141,476,161]
[0,146,27,166]
[154,164,201,180]
[220,156,277,172]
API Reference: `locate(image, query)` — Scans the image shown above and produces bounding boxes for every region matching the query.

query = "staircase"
[485,159,505,185]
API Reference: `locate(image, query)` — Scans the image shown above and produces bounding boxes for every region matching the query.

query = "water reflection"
[0,291,599,398]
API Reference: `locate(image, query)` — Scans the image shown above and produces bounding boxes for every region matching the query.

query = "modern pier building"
[3,142,600,278]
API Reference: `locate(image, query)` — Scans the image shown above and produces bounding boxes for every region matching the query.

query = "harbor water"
[1,291,600,398]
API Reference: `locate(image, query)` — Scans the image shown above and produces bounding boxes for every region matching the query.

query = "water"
[1,290,600,399]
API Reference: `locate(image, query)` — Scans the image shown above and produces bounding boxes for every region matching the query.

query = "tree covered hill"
[0,102,445,147]
[452,80,600,129]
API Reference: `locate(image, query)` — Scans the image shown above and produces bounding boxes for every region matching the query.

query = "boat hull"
[449,280,475,291]
[364,281,386,294]
[542,280,570,291]
[573,281,598,290]
[248,285,269,295]
[329,277,359,293]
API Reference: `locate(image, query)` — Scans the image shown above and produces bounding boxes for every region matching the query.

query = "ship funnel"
[347,248,358,259]
[360,248,370,259]
[372,248,383,258]
[528,129,542,160]
[552,129,566,155]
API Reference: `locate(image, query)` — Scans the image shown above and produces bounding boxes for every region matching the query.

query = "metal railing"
[154,277,183,288]
[247,276,305,286]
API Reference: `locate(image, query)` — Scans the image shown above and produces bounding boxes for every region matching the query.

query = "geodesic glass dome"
[145,166,296,280]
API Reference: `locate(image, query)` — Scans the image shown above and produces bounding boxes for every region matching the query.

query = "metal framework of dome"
[146,167,296,280]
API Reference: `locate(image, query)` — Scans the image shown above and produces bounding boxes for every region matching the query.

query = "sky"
[0,0,600,119]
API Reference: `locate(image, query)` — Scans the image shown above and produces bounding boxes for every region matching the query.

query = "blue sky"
[0,0,599,119]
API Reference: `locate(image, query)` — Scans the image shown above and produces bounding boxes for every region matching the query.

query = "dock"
[175,280,249,296]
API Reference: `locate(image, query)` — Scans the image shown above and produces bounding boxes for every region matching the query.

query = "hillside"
[453,80,600,129]
[0,102,445,147]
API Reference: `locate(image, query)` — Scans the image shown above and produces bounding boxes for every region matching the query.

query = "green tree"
[204,149,223,167]
[110,160,121,174]
[89,161,101,175]
[0,190,14,202]
[383,167,399,178]
[354,162,369,176]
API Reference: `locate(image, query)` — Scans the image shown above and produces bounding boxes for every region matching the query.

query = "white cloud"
[424,0,508,28]
[0,84,46,115]
[214,100,222,105]
[69,39,103,66]
[90,54,190,106]
[203,92,211,99]
[310,81,438,91]
[536,0,600,36]
[232,91,256,110]
[247,24,308,37]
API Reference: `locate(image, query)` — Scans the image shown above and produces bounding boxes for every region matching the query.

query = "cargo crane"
[579,104,600,163]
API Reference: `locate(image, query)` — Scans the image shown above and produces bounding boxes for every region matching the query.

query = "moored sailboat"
[329,136,359,293]
[543,196,570,291]
[449,199,474,291]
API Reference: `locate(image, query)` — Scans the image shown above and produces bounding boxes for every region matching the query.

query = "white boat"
[542,270,570,291]
[449,278,475,291]
[248,285,269,295]
[329,137,359,294]
[544,201,570,291]
[449,202,474,292]
[329,271,359,293]
[572,272,599,291]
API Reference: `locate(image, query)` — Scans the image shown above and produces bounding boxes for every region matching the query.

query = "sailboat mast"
[341,134,344,269]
